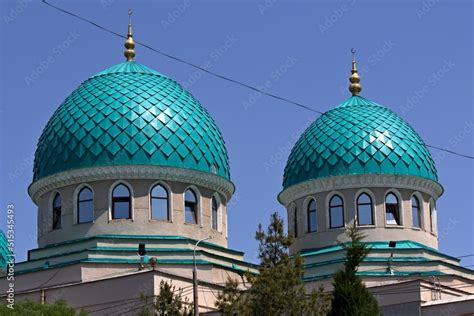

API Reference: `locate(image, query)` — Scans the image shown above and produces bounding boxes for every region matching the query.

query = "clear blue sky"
[1,0,472,266]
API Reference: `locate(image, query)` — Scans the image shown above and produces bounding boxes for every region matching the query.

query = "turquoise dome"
[33,61,230,181]
[283,96,438,189]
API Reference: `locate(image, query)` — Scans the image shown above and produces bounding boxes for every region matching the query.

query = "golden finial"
[348,48,362,96]
[124,9,135,61]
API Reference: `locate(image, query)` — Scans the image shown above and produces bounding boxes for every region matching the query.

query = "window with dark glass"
[411,196,421,228]
[329,195,344,228]
[357,193,373,226]
[151,184,169,220]
[212,196,218,230]
[78,187,93,223]
[185,189,198,224]
[429,202,434,232]
[385,193,400,225]
[293,207,298,237]
[52,193,62,230]
[307,199,317,233]
[112,184,131,219]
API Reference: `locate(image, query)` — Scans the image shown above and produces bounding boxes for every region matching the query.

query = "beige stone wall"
[37,178,228,248]
[287,186,438,253]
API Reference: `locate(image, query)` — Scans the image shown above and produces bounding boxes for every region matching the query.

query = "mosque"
[1,16,473,315]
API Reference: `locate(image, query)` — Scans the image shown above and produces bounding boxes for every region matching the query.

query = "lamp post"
[193,236,211,316]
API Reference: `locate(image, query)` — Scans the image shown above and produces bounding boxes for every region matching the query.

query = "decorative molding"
[29,165,235,205]
[278,174,443,206]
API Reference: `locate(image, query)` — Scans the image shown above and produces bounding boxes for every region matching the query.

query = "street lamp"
[193,236,212,316]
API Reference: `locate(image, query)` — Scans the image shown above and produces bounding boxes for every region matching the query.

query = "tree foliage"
[0,299,87,315]
[329,222,380,316]
[215,212,331,316]
[137,280,193,316]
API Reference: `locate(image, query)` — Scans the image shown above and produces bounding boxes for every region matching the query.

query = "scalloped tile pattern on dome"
[33,61,230,181]
[283,96,438,189]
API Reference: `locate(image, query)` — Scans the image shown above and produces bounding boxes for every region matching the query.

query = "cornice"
[278,174,443,206]
[29,165,235,205]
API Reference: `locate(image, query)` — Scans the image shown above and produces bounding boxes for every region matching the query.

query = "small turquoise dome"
[283,96,438,188]
[33,61,230,181]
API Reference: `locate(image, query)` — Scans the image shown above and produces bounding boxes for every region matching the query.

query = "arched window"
[385,193,400,225]
[112,184,131,219]
[184,189,198,224]
[329,195,344,228]
[411,196,421,228]
[293,206,298,237]
[429,201,435,232]
[357,193,374,226]
[211,196,219,230]
[307,199,317,233]
[52,193,62,230]
[151,184,169,221]
[78,187,93,223]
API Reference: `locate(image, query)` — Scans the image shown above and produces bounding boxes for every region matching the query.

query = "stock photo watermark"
[400,60,455,115]
[2,0,33,24]
[181,34,238,90]
[5,204,16,309]
[24,31,80,86]
[161,0,191,30]
[242,56,298,111]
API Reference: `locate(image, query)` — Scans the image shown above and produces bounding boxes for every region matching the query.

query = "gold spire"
[348,48,362,96]
[124,9,136,61]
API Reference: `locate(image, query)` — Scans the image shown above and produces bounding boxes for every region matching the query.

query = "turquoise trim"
[24,248,256,268]
[303,256,431,269]
[29,234,244,256]
[12,255,254,276]
[303,270,446,282]
[299,240,460,263]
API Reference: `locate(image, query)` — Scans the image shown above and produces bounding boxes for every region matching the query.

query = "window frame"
[329,194,345,229]
[184,188,199,225]
[307,199,317,233]
[356,192,374,226]
[211,196,219,230]
[150,183,170,221]
[385,192,401,226]
[411,195,422,228]
[52,193,62,230]
[77,186,94,224]
[111,183,132,220]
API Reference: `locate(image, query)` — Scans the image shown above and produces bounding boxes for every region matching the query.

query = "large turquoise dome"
[283,96,438,189]
[33,61,230,181]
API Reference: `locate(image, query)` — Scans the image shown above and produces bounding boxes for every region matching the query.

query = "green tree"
[329,222,380,316]
[216,212,330,316]
[137,280,193,316]
[0,299,88,315]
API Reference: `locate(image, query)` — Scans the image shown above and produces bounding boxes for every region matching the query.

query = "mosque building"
[1,16,473,316]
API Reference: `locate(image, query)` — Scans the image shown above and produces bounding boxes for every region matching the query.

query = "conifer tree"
[215,212,330,315]
[329,222,380,316]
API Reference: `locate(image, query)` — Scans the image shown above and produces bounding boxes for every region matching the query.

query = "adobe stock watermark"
[6,204,16,309]
[431,120,474,165]
[263,116,315,172]
[400,60,454,115]
[161,0,191,30]
[181,34,238,90]
[416,0,440,19]
[8,153,34,184]
[337,40,396,96]
[242,56,298,111]
[2,0,33,24]
[24,31,81,86]
[258,0,279,15]
[318,0,356,34]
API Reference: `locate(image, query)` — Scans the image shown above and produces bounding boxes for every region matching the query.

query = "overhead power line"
[41,0,474,160]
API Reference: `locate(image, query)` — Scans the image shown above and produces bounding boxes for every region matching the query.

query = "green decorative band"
[278,173,442,206]
[28,165,235,204]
